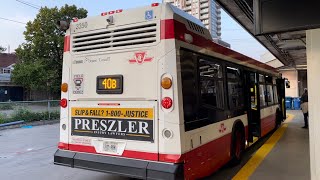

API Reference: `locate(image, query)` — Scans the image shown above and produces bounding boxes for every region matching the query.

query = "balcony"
[185,0,192,5]
[200,14,209,20]
[184,6,192,10]
[200,3,209,8]
[200,9,209,14]
[202,19,209,25]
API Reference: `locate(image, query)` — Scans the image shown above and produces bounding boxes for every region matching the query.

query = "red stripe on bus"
[159,154,185,163]
[183,133,232,179]
[160,19,175,39]
[57,127,238,163]
[261,113,276,137]
[64,35,70,52]
[160,19,278,73]
[60,143,159,161]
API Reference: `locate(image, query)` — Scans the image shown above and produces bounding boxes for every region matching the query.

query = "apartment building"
[164,0,222,39]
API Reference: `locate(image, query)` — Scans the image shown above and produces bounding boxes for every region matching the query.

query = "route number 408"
[102,78,117,89]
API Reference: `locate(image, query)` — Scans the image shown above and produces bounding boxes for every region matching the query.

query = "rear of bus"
[54,3,184,180]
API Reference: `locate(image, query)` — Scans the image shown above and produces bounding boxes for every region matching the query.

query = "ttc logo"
[219,123,227,133]
[129,52,153,64]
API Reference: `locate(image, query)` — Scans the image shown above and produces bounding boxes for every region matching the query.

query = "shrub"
[0,113,12,124]
[0,104,14,110]
[10,108,60,122]
[48,111,60,120]
[11,108,39,122]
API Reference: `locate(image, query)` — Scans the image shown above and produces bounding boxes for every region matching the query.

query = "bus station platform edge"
[234,110,310,180]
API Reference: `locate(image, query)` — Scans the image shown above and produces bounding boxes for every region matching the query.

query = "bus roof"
[68,3,279,75]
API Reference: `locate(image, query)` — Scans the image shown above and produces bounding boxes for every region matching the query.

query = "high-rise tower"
[164,0,222,39]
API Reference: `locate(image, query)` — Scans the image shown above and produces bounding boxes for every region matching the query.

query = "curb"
[0,120,60,131]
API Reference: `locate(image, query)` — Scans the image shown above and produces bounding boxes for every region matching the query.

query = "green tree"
[0,46,6,53]
[13,5,87,99]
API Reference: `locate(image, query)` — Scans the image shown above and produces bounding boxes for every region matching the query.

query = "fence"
[0,100,60,124]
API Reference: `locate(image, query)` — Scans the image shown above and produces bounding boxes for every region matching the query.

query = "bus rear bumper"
[54,149,184,180]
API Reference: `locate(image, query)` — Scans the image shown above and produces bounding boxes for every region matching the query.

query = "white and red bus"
[54,3,286,180]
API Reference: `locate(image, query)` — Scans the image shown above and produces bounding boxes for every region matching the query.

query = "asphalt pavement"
[0,124,127,180]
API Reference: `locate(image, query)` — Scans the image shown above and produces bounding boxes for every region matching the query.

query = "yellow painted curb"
[232,114,295,180]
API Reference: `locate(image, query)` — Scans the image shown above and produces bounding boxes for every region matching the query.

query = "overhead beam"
[216,0,294,66]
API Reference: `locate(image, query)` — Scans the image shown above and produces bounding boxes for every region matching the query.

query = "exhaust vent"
[187,21,205,35]
[72,23,158,52]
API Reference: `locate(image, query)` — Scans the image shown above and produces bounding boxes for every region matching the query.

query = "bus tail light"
[162,97,173,109]
[60,98,68,108]
[63,36,70,52]
[161,77,172,89]
[61,83,68,92]
[116,9,123,13]
[101,12,107,16]
[72,17,78,22]
[152,3,160,7]
[108,11,115,15]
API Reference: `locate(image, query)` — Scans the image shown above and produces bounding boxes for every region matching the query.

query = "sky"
[0,0,269,60]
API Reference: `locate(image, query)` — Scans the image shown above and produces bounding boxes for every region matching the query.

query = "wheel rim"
[235,131,242,158]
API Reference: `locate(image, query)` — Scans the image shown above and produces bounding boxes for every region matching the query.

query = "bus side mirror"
[56,20,70,31]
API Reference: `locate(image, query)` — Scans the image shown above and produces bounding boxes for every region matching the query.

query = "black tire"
[230,126,245,166]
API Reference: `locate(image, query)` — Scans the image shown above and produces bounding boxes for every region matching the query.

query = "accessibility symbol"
[145,10,153,20]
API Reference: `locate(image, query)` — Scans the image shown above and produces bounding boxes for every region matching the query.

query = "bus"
[54,3,286,180]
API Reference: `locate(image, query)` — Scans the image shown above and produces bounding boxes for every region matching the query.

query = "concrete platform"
[249,110,310,180]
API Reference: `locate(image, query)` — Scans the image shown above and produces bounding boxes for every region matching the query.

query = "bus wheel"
[230,127,245,165]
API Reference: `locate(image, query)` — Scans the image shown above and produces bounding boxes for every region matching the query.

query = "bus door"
[245,72,261,142]
[276,78,286,120]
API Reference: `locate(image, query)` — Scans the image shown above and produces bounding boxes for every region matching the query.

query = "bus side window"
[180,50,198,124]
[259,74,267,107]
[199,59,223,108]
[198,59,225,123]
[226,67,244,112]
[273,85,278,104]
[265,76,274,106]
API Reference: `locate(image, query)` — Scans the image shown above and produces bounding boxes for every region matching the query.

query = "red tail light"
[101,12,107,16]
[152,3,160,7]
[63,36,70,52]
[116,9,123,13]
[60,98,68,108]
[108,11,115,15]
[161,97,173,109]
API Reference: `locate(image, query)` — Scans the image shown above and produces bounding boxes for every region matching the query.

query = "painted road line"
[232,114,295,180]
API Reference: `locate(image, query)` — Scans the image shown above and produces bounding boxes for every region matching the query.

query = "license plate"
[103,141,118,153]
[96,75,123,94]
